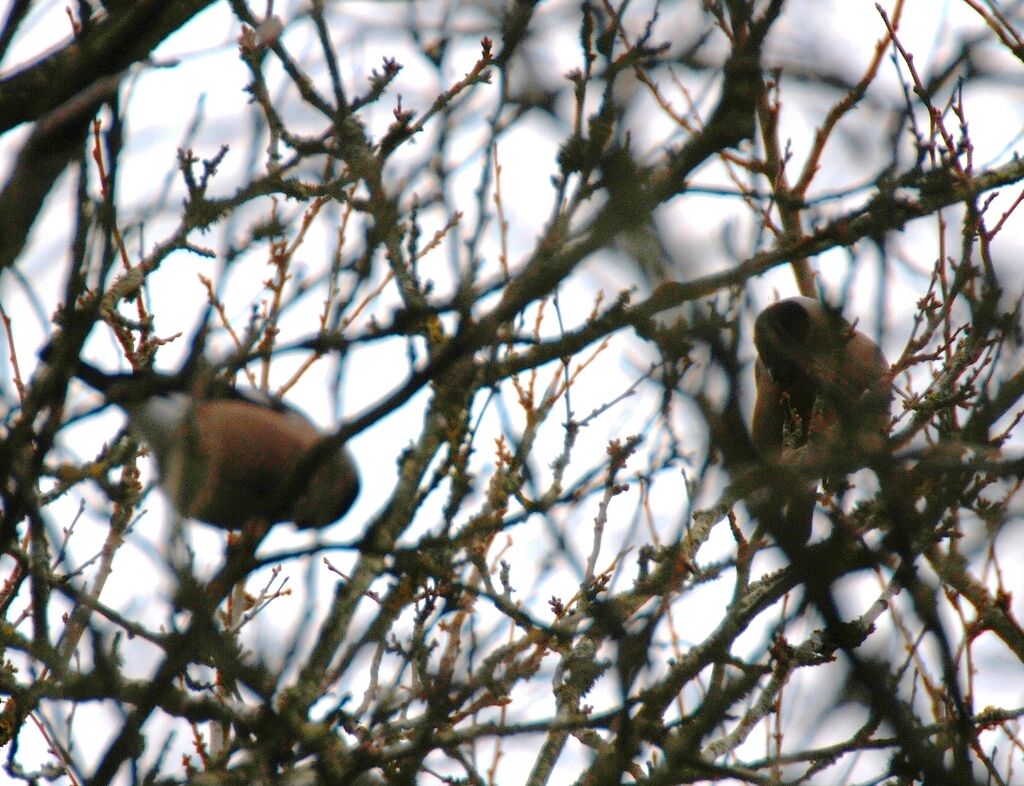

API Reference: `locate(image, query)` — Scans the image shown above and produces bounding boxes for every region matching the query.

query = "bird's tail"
[38,342,134,395]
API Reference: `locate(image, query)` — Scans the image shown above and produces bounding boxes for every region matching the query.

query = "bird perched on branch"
[752,296,891,546]
[47,352,360,531]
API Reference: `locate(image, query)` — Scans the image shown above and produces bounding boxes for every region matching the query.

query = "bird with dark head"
[46,352,360,531]
[752,296,891,546]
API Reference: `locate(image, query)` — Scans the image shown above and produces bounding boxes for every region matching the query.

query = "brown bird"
[752,296,891,546]
[57,359,360,530]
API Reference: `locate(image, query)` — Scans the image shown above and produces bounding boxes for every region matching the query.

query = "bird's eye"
[770,300,810,343]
